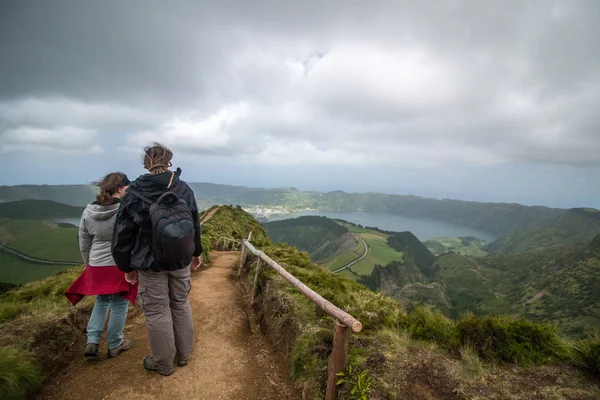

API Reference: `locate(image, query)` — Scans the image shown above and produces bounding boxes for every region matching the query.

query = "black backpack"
[130,173,196,264]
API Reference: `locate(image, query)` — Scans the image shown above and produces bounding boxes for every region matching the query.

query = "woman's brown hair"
[143,142,173,175]
[94,172,129,206]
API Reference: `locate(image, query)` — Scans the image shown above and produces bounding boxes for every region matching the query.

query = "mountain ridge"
[0,182,574,236]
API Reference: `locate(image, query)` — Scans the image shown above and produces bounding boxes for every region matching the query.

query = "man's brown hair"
[143,142,173,175]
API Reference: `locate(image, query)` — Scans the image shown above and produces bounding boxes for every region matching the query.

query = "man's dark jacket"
[111,169,202,273]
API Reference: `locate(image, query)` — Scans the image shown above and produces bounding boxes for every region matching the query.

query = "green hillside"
[332,223,404,276]
[264,217,404,278]
[386,231,436,276]
[0,218,81,285]
[0,252,70,285]
[480,237,600,337]
[0,200,84,220]
[0,185,96,207]
[0,218,80,262]
[425,236,488,257]
[264,216,353,263]
[486,208,600,253]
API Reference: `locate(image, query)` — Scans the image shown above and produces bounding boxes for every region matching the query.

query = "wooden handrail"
[238,238,363,400]
[243,240,362,333]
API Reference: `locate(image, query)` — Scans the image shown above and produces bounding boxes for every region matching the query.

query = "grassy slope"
[0,218,80,262]
[0,253,69,285]
[334,223,404,277]
[427,236,488,257]
[0,267,91,399]
[0,200,84,220]
[487,208,600,254]
[326,237,365,270]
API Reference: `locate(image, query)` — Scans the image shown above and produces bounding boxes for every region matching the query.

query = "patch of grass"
[0,346,41,400]
[429,236,488,257]
[327,247,363,271]
[0,252,71,285]
[403,306,459,350]
[565,332,600,377]
[0,302,27,322]
[202,205,270,252]
[456,313,566,363]
[343,225,403,276]
[0,218,80,262]
[0,266,86,322]
[459,343,484,380]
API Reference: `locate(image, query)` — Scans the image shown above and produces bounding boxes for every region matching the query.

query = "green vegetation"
[264,217,404,278]
[335,223,403,277]
[0,266,89,399]
[567,332,600,377]
[486,208,600,254]
[386,231,435,276]
[425,236,488,257]
[0,347,41,400]
[0,252,69,285]
[265,216,350,263]
[200,205,270,260]
[457,313,565,363]
[0,218,80,262]
[0,200,83,220]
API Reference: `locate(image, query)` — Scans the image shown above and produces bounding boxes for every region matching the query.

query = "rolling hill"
[486,207,600,253]
[264,216,356,264]
[0,185,96,207]
[0,200,84,220]
[0,218,81,285]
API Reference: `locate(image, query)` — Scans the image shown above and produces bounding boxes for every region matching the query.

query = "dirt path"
[200,206,221,224]
[41,251,300,400]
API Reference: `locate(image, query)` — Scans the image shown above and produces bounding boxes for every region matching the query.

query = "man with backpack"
[112,142,202,376]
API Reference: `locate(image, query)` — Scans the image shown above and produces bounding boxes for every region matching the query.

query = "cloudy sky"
[1,0,599,208]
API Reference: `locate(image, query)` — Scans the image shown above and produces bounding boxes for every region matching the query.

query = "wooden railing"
[235,234,363,400]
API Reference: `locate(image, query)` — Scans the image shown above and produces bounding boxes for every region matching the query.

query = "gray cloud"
[0,0,599,169]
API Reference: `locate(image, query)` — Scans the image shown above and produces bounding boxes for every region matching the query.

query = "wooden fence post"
[251,259,263,305]
[237,244,247,277]
[325,321,350,400]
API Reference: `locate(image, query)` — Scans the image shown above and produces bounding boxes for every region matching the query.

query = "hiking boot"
[177,358,189,367]
[143,355,175,376]
[107,338,134,359]
[84,343,99,358]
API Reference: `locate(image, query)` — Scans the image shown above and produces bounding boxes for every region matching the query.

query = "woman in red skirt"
[65,172,138,359]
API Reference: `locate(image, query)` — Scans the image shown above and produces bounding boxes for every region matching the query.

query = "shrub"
[0,302,27,322]
[0,347,41,400]
[566,331,600,377]
[404,306,459,350]
[456,313,564,363]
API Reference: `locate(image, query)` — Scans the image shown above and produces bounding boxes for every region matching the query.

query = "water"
[266,210,497,242]
[54,218,81,227]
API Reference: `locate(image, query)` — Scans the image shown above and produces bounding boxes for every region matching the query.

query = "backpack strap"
[126,187,155,205]
[167,171,175,189]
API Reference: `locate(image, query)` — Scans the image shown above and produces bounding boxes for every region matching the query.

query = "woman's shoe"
[107,338,134,358]
[84,343,99,358]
